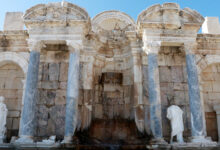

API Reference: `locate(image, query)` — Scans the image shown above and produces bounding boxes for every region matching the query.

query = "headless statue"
[167,105,184,144]
[0,96,7,143]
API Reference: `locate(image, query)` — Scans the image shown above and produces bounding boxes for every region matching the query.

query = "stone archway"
[0,52,28,142]
[0,52,28,75]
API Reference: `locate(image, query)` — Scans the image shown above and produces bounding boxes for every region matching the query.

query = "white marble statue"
[167,105,184,144]
[0,96,8,143]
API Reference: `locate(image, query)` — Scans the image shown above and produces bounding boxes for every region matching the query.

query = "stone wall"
[1,1,220,144]
[143,46,191,141]
[36,46,69,139]
[0,64,24,140]
[159,47,191,139]
[201,64,219,141]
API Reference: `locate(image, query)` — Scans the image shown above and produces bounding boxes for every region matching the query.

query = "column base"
[0,136,5,144]
[61,136,73,144]
[147,138,168,149]
[190,136,217,145]
[14,135,34,144]
[150,138,167,145]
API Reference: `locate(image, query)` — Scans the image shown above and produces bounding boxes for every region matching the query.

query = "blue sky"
[0,0,219,30]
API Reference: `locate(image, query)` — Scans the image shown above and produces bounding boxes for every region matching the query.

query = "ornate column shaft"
[16,40,44,143]
[185,43,207,142]
[144,42,164,142]
[63,41,80,143]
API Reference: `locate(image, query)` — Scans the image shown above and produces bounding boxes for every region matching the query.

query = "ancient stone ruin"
[0,1,220,149]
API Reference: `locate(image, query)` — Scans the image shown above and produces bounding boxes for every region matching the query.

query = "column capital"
[66,40,82,54]
[27,39,45,52]
[143,41,161,54]
[183,42,197,54]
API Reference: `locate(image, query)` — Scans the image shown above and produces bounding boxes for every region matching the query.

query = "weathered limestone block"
[0,90,17,99]
[59,82,67,89]
[123,104,131,119]
[55,90,66,105]
[49,63,60,81]
[82,63,94,89]
[5,99,21,111]
[160,83,174,105]
[8,111,20,118]
[171,66,184,83]
[59,62,69,82]
[3,12,24,31]
[174,91,187,105]
[41,81,59,89]
[159,66,172,82]
[42,63,49,81]
[45,91,56,106]
[38,63,43,81]
[38,90,56,106]
[55,117,65,136]
[6,118,12,130]
[12,118,19,130]
[94,104,103,119]
[37,105,49,121]
[212,81,220,92]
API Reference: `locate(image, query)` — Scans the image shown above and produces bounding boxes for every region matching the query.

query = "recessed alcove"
[158,46,191,141]
[0,63,24,142]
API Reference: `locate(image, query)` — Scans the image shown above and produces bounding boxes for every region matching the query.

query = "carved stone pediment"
[137,3,204,30]
[24,1,90,28]
[92,11,136,33]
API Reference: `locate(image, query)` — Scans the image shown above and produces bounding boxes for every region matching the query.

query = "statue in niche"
[0,96,8,143]
[166,95,184,144]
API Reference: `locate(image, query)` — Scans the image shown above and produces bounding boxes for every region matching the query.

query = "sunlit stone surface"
[0,1,219,149]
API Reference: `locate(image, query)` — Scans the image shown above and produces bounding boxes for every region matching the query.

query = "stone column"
[132,52,144,133]
[127,32,145,133]
[144,42,165,143]
[214,105,220,142]
[63,41,80,143]
[16,40,44,143]
[184,43,207,142]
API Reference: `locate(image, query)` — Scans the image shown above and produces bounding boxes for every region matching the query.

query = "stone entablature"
[0,1,220,147]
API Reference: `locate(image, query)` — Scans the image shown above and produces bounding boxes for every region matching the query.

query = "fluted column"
[184,43,207,142]
[63,41,80,143]
[16,40,44,143]
[144,42,165,143]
